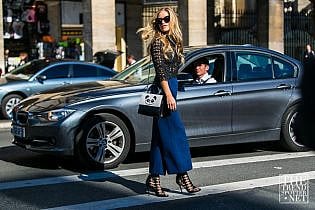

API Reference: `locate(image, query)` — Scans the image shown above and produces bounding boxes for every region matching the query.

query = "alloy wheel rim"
[6,97,21,119]
[86,121,125,164]
[288,111,303,147]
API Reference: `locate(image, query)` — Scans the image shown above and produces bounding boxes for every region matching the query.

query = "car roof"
[184,44,301,64]
[28,58,115,69]
[37,58,99,65]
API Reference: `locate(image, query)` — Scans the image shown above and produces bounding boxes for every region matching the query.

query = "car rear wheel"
[1,94,23,119]
[281,104,307,152]
[75,114,131,169]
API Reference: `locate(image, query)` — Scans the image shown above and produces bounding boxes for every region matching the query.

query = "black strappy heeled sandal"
[176,172,201,193]
[145,175,168,197]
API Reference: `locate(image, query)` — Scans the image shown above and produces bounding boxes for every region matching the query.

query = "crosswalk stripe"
[44,171,315,210]
[0,151,314,191]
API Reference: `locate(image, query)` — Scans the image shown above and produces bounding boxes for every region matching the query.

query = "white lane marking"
[44,171,315,210]
[192,151,315,168]
[0,151,314,191]
[0,121,11,129]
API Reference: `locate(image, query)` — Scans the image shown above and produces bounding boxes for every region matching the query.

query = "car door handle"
[277,84,291,90]
[62,82,71,85]
[214,90,231,96]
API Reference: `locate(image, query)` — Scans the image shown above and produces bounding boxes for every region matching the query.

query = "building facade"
[0,0,314,73]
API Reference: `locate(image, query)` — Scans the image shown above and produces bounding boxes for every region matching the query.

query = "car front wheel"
[1,94,23,119]
[75,114,131,169]
[281,104,307,152]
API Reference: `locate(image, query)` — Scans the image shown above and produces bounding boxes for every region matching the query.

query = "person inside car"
[193,57,217,84]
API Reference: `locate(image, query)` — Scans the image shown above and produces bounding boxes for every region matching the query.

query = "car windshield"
[110,47,198,84]
[6,60,51,80]
[111,56,155,84]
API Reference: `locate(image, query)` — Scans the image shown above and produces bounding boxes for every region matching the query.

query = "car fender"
[72,93,152,153]
[275,88,301,128]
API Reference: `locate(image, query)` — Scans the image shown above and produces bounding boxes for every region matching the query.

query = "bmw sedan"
[0,59,117,119]
[11,45,305,169]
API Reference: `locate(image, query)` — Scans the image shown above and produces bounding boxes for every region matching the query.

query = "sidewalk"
[0,120,11,130]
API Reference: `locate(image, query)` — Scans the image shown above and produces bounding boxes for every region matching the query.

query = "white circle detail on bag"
[144,94,157,105]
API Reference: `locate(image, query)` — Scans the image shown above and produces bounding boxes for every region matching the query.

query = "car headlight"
[32,109,75,122]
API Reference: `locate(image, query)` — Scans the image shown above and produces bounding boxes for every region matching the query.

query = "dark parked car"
[11,45,305,169]
[0,59,117,119]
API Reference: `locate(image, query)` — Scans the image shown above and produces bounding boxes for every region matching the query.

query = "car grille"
[15,111,29,124]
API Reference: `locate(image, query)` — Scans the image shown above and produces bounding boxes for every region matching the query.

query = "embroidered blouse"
[150,36,182,83]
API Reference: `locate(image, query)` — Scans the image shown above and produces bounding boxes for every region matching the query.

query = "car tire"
[1,94,23,119]
[75,114,131,169]
[280,104,308,152]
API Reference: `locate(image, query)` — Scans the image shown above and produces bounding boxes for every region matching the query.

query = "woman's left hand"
[166,95,176,111]
[160,80,176,111]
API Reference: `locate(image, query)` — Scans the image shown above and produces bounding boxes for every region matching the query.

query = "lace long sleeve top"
[150,37,182,83]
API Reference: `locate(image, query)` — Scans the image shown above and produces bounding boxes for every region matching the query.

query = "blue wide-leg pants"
[149,78,193,175]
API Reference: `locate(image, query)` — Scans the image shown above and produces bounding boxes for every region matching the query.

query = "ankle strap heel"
[145,175,168,197]
[176,172,201,193]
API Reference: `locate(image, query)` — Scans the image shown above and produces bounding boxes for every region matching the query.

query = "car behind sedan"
[11,45,306,169]
[0,59,117,119]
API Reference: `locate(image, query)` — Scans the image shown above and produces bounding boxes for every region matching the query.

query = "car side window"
[236,53,272,82]
[73,64,101,77]
[183,53,225,85]
[42,64,70,79]
[273,58,296,79]
[210,54,225,83]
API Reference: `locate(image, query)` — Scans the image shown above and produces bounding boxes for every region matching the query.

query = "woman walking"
[137,7,200,197]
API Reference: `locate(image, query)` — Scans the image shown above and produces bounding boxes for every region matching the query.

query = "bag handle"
[144,57,153,92]
[144,57,162,95]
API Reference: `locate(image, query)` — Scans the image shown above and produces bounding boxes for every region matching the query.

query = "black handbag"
[138,84,164,117]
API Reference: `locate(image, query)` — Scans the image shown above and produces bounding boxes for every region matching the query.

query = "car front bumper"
[11,110,83,156]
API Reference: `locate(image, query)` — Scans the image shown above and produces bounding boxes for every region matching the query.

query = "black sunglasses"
[156,16,170,25]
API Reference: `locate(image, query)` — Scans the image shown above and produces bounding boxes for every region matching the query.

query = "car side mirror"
[36,75,47,83]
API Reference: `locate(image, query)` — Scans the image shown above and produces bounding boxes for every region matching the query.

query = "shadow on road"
[0,141,283,173]
[0,145,90,173]
[124,141,283,164]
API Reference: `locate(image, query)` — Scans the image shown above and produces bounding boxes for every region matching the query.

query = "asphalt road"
[0,128,315,210]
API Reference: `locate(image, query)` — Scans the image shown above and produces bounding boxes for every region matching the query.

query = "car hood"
[0,76,25,85]
[18,80,143,112]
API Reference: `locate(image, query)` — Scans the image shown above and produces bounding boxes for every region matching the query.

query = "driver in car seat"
[193,57,217,84]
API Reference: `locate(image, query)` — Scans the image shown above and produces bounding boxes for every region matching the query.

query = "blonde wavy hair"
[137,7,184,61]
